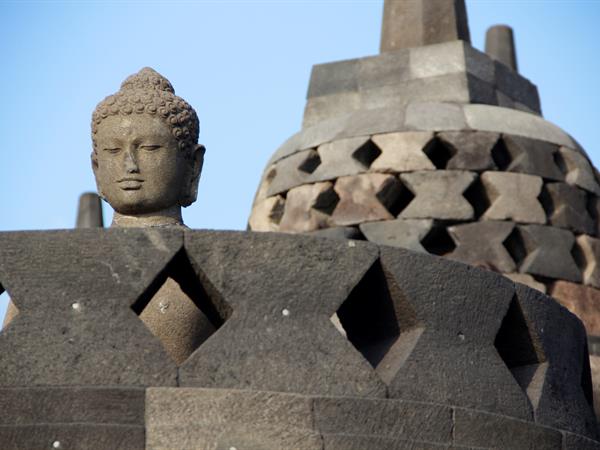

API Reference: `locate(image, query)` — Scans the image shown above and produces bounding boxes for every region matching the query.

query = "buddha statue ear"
[90,151,106,200]
[180,144,205,207]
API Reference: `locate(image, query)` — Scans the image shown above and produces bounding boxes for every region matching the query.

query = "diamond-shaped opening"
[268,195,285,225]
[298,149,321,174]
[331,260,422,384]
[463,176,491,218]
[423,137,454,169]
[352,140,382,168]
[0,285,18,331]
[132,249,232,366]
[421,225,456,256]
[537,184,554,218]
[312,184,340,216]
[495,295,547,409]
[553,150,568,176]
[376,177,415,217]
[503,227,527,268]
[491,137,512,170]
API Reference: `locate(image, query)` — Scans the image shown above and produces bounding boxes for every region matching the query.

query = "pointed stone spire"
[485,25,518,71]
[76,192,104,228]
[380,0,471,52]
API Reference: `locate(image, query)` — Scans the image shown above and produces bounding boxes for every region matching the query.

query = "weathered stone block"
[504,273,547,294]
[379,247,533,419]
[312,397,452,443]
[564,432,600,450]
[404,102,467,131]
[481,171,546,224]
[438,130,499,171]
[267,150,314,196]
[409,41,469,79]
[0,424,145,450]
[447,220,516,272]
[278,182,337,232]
[550,281,600,336]
[0,387,144,425]
[502,135,564,181]
[370,131,435,172]
[515,284,598,438]
[380,0,470,52]
[453,408,562,449]
[331,173,402,226]
[543,183,594,234]
[358,50,411,90]
[248,195,285,232]
[518,225,581,282]
[180,231,387,397]
[307,59,359,98]
[577,235,600,288]
[560,147,600,195]
[303,91,360,127]
[494,61,541,112]
[485,25,518,71]
[463,104,577,149]
[359,219,433,253]
[399,170,476,220]
[146,388,319,450]
[309,136,375,182]
[0,229,181,387]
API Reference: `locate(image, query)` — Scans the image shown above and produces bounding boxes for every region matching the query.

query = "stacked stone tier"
[0,230,597,448]
[251,104,600,296]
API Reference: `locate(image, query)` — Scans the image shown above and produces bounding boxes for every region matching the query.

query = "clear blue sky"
[0,1,599,315]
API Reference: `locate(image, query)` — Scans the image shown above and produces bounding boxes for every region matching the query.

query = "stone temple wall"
[248,3,600,416]
[0,229,598,448]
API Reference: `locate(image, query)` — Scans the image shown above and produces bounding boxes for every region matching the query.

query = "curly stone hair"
[91,67,199,157]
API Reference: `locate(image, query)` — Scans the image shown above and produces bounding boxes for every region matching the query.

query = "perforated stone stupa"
[250,0,600,414]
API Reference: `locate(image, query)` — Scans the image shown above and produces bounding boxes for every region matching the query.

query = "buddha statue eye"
[140,145,161,151]
[103,147,121,154]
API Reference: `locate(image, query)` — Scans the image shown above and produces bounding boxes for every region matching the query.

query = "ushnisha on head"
[91,67,205,228]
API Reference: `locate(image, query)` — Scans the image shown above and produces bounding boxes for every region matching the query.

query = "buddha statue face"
[91,68,204,226]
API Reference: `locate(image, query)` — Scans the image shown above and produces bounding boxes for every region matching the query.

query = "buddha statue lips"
[91,67,205,228]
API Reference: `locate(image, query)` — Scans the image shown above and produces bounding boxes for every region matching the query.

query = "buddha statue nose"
[124,148,140,173]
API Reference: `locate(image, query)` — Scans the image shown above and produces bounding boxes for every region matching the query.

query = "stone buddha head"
[91,67,204,227]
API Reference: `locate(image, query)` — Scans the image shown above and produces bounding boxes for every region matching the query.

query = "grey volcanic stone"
[564,432,600,450]
[360,219,433,253]
[308,227,362,241]
[76,192,103,228]
[331,173,402,226]
[577,235,600,289]
[503,135,564,181]
[453,408,562,449]
[0,424,144,450]
[494,61,540,112]
[485,25,518,71]
[371,131,435,172]
[515,284,598,438]
[307,59,359,98]
[146,388,319,450]
[504,273,547,293]
[267,150,314,196]
[399,171,476,220]
[321,435,450,449]
[248,195,285,232]
[309,136,374,181]
[312,397,452,443]
[358,50,411,91]
[0,387,144,425]
[560,147,600,195]
[447,221,516,272]
[380,0,470,52]
[0,229,181,387]
[480,171,546,224]
[405,102,467,131]
[279,182,336,232]
[379,247,533,419]
[438,130,499,171]
[518,225,581,282]
[544,183,594,234]
[180,231,386,397]
[464,104,577,149]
